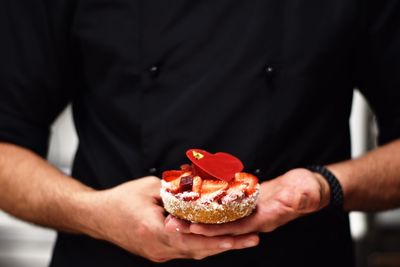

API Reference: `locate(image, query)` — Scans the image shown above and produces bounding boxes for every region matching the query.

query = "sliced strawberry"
[234,172,258,196]
[227,181,247,195]
[192,176,202,194]
[201,179,229,193]
[165,177,181,194]
[163,170,193,182]
[200,180,228,201]
[180,164,192,172]
[182,193,200,201]
[162,170,184,182]
[201,189,226,202]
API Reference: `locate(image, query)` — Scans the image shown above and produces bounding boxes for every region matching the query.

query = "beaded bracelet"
[306,165,344,207]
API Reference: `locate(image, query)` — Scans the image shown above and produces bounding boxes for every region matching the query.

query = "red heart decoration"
[186,149,244,182]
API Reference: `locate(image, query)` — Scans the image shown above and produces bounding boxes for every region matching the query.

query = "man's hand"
[84,176,260,262]
[0,144,258,262]
[165,169,330,237]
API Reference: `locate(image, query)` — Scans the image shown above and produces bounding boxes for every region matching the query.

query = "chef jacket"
[1,0,400,266]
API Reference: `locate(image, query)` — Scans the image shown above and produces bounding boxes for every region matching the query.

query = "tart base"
[160,186,259,224]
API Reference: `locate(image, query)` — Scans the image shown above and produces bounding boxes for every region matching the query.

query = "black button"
[254,169,261,175]
[265,65,275,76]
[149,65,159,78]
[148,167,157,174]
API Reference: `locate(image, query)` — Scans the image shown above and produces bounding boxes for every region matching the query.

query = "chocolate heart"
[186,149,244,182]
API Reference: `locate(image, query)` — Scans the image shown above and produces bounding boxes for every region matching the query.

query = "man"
[0,0,399,266]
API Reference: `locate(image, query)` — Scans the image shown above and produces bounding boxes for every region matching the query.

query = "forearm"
[0,142,95,234]
[328,139,400,211]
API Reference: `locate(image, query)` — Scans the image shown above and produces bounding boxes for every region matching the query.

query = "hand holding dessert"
[165,167,330,238]
[87,176,259,263]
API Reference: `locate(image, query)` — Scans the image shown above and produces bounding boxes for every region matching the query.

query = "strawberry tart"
[160,149,260,224]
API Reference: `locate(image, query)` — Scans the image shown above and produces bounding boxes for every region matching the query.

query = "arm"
[0,143,93,233]
[0,143,259,262]
[168,139,400,236]
[330,138,400,211]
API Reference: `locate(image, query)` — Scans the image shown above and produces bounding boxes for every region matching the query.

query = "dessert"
[160,149,260,224]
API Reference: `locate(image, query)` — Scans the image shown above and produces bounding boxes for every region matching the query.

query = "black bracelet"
[306,165,344,208]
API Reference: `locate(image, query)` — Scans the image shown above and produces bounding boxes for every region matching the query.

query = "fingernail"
[219,242,233,249]
[243,240,257,248]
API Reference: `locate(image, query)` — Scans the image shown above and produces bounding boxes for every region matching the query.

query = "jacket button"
[148,167,158,174]
[254,169,261,175]
[265,65,275,77]
[149,65,159,78]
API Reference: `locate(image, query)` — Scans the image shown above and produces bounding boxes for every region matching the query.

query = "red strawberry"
[227,181,247,195]
[165,177,181,194]
[192,176,203,194]
[163,170,193,182]
[200,180,228,201]
[180,164,192,172]
[201,179,229,193]
[162,170,184,182]
[234,173,258,196]
[182,194,200,201]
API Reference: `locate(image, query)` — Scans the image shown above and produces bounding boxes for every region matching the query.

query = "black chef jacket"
[1,0,400,266]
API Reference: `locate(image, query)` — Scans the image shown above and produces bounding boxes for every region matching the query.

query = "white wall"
[349,90,370,240]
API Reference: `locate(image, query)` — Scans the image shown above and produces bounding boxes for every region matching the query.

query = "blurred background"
[0,90,399,267]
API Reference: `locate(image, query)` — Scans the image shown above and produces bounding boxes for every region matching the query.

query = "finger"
[189,213,258,236]
[164,215,191,234]
[179,233,260,256]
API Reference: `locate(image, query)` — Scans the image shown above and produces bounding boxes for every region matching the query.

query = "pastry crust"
[160,182,260,224]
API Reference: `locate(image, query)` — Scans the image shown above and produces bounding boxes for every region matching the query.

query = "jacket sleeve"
[357,0,400,145]
[0,0,74,157]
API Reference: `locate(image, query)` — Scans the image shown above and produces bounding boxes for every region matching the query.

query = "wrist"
[306,165,344,209]
[312,172,331,209]
[65,189,105,238]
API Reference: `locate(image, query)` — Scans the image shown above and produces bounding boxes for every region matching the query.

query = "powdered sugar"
[176,191,199,199]
[160,182,260,224]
